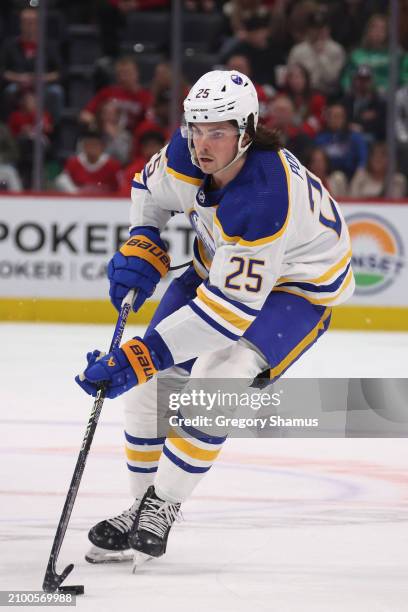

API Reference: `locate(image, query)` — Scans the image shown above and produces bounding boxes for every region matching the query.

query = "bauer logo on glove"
[108,227,171,313]
[120,236,170,276]
[75,338,158,399]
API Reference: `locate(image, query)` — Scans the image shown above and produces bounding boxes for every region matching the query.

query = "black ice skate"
[85,498,141,564]
[129,486,181,570]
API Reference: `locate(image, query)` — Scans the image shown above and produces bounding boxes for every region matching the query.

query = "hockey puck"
[58,585,84,595]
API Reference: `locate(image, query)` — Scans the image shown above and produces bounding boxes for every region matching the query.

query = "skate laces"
[107,499,140,533]
[138,495,181,539]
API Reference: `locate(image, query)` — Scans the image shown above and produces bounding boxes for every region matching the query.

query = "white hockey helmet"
[183,70,259,169]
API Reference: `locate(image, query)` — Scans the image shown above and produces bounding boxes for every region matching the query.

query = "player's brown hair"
[246,115,283,151]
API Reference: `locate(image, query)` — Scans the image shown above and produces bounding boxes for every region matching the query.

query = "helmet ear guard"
[182,70,259,170]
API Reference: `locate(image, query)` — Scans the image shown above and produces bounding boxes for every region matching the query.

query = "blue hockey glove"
[108,227,170,312]
[75,338,159,399]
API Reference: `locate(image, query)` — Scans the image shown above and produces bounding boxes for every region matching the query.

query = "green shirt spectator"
[342,14,408,93]
[342,47,408,93]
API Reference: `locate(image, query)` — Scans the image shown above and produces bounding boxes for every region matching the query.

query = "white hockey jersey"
[129,130,354,364]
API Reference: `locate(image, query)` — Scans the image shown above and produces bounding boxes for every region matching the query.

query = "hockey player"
[76,70,355,567]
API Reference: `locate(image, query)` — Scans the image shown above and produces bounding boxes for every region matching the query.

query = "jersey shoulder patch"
[166,129,204,186]
[215,149,291,246]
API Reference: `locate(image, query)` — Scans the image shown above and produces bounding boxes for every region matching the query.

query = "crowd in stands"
[0,0,407,198]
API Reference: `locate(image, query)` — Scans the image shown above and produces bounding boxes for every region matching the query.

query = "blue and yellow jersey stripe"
[190,283,257,340]
[131,171,148,190]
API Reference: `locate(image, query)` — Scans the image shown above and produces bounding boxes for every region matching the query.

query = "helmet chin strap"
[188,129,252,174]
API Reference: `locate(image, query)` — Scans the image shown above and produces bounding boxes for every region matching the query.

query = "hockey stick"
[42,289,136,594]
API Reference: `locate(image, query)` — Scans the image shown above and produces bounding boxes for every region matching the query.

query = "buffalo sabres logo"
[197,189,206,204]
[189,210,216,258]
[231,74,243,85]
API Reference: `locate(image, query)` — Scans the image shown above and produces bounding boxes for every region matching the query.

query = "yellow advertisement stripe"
[1,298,406,330]
[167,429,221,461]
[270,308,332,379]
[126,448,162,462]
[166,165,202,186]
[214,151,290,247]
[196,286,252,332]
[273,268,354,305]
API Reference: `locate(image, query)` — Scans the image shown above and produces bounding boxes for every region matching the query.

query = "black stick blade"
[42,563,74,593]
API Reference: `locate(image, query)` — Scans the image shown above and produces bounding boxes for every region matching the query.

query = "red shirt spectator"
[62,155,120,193]
[55,131,120,194]
[8,104,53,138]
[80,57,152,131]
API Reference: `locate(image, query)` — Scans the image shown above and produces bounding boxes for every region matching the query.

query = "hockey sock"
[154,415,227,503]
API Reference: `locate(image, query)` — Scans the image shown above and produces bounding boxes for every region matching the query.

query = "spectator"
[280,63,326,137]
[396,83,408,173]
[150,61,189,106]
[304,146,348,198]
[1,7,64,121]
[315,102,368,180]
[55,130,120,194]
[265,94,312,161]
[222,1,269,35]
[7,91,53,189]
[284,0,318,48]
[80,56,152,132]
[133,90,171,154]
[118,130,166,195]
[287,9,346,96]
[225,54,270,118]
[328,0,372,51]
[97,99,133,165]
[151,62,173,100]
[222,13,286,88]
[341,65,386,142]
[350,142,407,198]
[0,164,23,191]
[342,14,408,94]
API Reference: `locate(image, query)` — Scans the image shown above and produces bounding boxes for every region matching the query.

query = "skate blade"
[132,551,153,573]
[85,545,133,564]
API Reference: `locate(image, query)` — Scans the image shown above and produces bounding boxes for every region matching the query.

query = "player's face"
[191,122,240,174]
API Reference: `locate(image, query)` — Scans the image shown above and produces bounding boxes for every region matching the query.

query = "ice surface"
[1,323,407,612]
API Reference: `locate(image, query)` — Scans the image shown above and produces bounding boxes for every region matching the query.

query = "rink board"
[0,195,407,330]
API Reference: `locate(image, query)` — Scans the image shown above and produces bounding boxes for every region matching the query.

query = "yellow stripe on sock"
[125,448,162,462]
[167,429,221,461]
